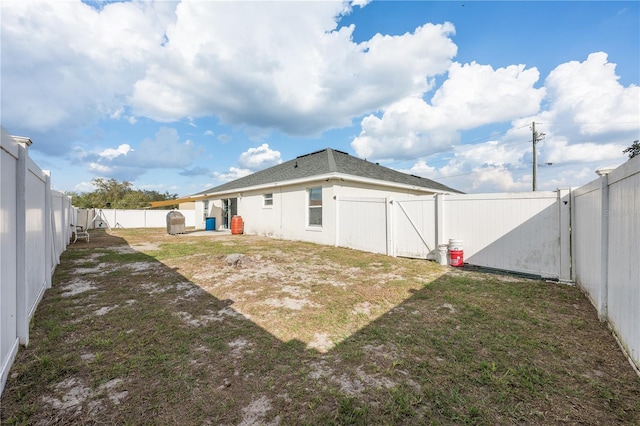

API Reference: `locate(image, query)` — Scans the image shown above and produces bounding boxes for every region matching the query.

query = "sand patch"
[74,263,110,275]
[174,307,243,327]
[176,282,204,298]
[280,285,309,297]
[441,303,456,313]
[352,301,373,316]
[94,305,119,316]
[126,262,155,272]
[228,337,254,358]
[61,278,97,297]
[140,282,170,294]
[41,376,129,414]
[99,379,128,405]
[239,396,278,426]
[42,378,91,411]
[307,333,334,352]
[264,297,320,311]
[130,242,161,252]
[71,253,105,264]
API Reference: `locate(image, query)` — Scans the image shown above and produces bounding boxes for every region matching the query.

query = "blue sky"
[2,1,638,196]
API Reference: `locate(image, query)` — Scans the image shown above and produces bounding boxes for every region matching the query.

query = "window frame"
[263,193,273,208]
[307,186,323,228]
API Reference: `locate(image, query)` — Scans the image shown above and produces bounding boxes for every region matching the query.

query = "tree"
[623,140,639,159]
[67,178,178,209]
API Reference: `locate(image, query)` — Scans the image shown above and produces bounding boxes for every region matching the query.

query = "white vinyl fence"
[1,128,74,395]
[337,183,638,371]
[336,190,571,280]
[76,208,197,230]
[572,156,640,371]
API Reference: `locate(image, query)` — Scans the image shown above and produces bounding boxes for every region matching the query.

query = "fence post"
[44,172,53,288]
[435,193,445,246]
[558,188,572,281]
[15,142,28,346]
[334,195,340,247]
[598,175,609,321]
[386,198,394,257]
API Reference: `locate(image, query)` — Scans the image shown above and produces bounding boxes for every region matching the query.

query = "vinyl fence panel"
[572,155,640,372]
[25,159,48,322]
[1,131,20,396]
[572,179,605,312]
[83,209,197,229]
[605,158,640,369]
[1,128,72,396]
[442,192,563,278]
[336,197,388,254]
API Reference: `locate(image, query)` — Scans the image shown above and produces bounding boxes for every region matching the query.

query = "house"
[192,148,461,245]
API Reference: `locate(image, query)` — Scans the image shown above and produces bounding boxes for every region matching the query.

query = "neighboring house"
[192,148,461,245]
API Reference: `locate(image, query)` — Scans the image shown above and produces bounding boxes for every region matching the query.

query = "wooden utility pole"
[531,122,545,191]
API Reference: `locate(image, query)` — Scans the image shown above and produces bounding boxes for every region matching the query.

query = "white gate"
[392,197,436,259]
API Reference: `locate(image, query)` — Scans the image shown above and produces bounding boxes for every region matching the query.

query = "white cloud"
[73,180,98,192]
[238,144,282,170]
[1,0,175,154]
[128,2,457,134]
[351,0,372,8]
[542,139,626,165]
[544,52,639,140]
[213,167,252,182]
[82,127,202,180]
[371,52,638,193]
[115,128,201,169]
[398,139,532,193]
[530,53,637,173]
[99,144,133,160]
[431,62,544,128]
[204,130,214,136]
[400,160,436,177]
[351,62,545,160]
[88,162,113,174]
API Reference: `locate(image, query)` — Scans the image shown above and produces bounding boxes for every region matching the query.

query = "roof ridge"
[326,148,337,173]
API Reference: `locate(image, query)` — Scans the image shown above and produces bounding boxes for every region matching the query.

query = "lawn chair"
[71,224,90,243]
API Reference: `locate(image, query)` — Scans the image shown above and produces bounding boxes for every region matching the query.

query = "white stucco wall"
[238,181,337,246]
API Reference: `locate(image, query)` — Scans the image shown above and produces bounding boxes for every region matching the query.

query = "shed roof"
[195,148,461,196]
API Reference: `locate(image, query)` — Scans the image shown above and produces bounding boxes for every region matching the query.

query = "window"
[264,193,273,207]
[308,187,322,226]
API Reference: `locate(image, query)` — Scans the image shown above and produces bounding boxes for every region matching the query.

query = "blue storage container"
[205,217,216,231]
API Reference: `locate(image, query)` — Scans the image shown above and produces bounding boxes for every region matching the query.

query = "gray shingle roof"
[195,148,461,195]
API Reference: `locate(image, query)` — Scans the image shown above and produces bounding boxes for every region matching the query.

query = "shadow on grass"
[2,229,639,425]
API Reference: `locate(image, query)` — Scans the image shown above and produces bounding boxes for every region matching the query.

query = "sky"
[2,0,639,197]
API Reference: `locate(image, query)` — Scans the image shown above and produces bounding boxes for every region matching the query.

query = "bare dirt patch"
[2,228,639,425]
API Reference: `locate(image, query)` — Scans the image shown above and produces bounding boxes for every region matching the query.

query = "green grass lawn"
[2,229,639,425]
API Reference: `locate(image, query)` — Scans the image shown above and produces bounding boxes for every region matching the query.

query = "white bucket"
[437,244,449,265]
[448,239,463,251]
